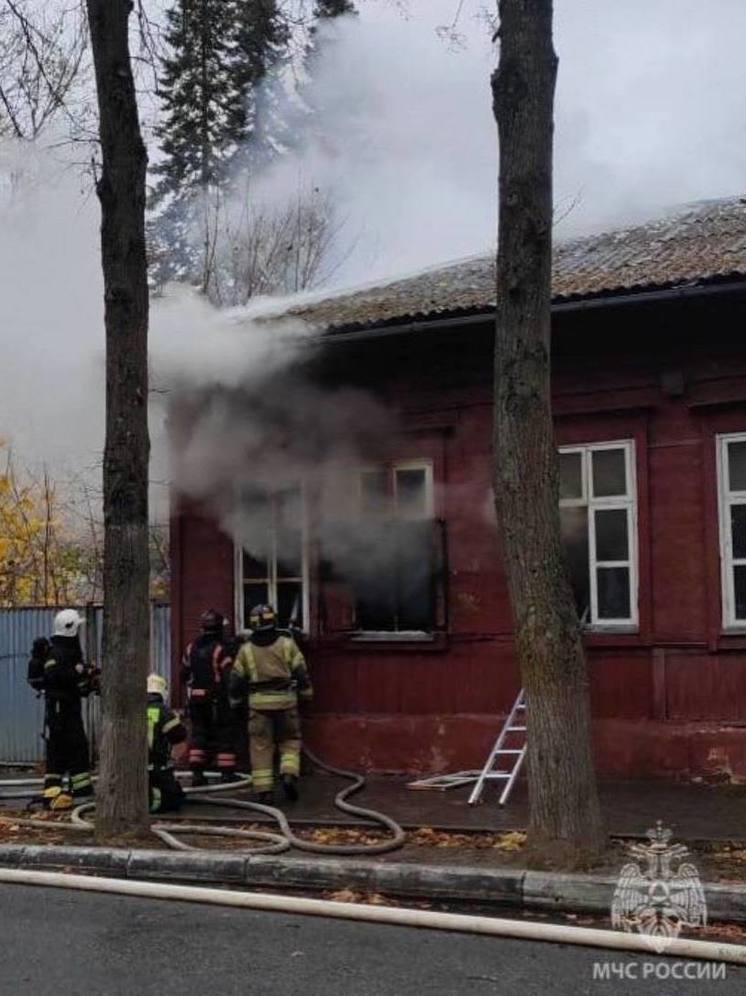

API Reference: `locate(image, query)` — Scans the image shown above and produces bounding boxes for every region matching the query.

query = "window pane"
[243,547,269,580]
[243,583,269,623]
[559,452,583,500]
[592,448,627,497]
[356,585,396,630]
[275,489,302,576]
[560,507,590,621]
[728,441,746,492]
[276,528,302,578]
[597,567,631,619]
[239,491,271,578]
[395,521,434,630]
[360,471,389,516]
[594,508,629,562]
[395,468,429,519]
[732,504,746,560]
[350,524,397,630]
[734,566,746,621]
[277,583,303,628]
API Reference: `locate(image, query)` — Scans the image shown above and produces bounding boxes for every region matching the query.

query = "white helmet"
[147,673,167,698]
[53,609,85,638]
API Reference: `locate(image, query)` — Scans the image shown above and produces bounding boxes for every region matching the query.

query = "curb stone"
[702,883,746,922]
[128,849,249,882]
[0,844,744,922]
[522,870,616,913]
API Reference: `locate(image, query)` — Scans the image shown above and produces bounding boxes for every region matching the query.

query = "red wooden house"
[171,197,746,781]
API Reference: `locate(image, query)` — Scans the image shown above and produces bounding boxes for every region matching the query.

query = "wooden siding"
[170,295,746,778]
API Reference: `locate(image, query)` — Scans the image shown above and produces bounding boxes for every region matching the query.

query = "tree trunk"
[86,0,151,839]
[492,0,605,864]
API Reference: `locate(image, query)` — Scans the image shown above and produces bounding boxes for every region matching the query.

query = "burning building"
[170,197,746,781]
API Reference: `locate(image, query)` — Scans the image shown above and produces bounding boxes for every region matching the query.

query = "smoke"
[166,368,398,520]
[0,148,103,484]
[553,0,746,234]
[235,0,746,287]
[1,0,745,506]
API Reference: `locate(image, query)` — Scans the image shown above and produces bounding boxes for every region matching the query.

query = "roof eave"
[318,277,746,345]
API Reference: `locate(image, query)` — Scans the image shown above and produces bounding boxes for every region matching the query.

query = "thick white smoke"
[1,0,745,496]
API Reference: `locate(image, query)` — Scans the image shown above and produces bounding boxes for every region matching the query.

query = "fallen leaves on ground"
[0,811,82,846]
[712,846,746,863]
[694,922,746,943]
[0,815,532,854]
[409,826,527,851]
[299,827,387,847]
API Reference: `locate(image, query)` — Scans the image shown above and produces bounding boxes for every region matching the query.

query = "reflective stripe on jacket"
[147,696,187,770]
[232,636,312,711]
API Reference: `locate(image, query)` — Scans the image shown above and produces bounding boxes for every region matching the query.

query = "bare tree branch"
[0,0,87,139]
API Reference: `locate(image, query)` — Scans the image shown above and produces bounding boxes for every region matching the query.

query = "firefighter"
[28,609,96,811]
[181,609,237,785]
[230,604,313,804]
[146,673,187,814]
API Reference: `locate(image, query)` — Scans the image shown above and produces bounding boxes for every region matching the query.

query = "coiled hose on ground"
[0,747,407,856]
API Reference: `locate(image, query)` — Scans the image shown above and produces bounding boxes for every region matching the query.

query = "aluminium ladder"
[467,689,526,806]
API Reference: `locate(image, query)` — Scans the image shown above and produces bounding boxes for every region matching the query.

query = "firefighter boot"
[43,787,74,811]
[282,774,299,802]
[51,793,74,811]
[256,791,274,806]
[220,771,242,784]
[191,771,208,788]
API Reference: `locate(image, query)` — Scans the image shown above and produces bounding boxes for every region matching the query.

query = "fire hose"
[0,747,407,856]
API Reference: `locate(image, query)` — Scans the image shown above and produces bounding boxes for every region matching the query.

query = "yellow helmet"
[147,673,167,698]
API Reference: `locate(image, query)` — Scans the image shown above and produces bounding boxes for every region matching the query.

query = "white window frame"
[353,459,435,637]
[233,485,310,633]
[559,439,638,630]
[717,432,746,630]
[357,459,435,520]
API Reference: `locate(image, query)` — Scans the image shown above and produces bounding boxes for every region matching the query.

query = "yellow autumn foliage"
[0,440,169,605]
[0,449,48,605]
[0,441,97,606]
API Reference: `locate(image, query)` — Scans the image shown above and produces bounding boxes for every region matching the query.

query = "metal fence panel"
[0,604,170,764]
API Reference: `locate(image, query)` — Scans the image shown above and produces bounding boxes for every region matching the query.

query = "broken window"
[342,461,438,635]
[235,487,307,630]
[559,441,638,628]
[718,433,746,628]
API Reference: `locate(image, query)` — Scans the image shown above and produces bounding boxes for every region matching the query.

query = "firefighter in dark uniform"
[27,609,96,811]
[147,673,187,814]
[230,604,313,804]
[181,609,237,785]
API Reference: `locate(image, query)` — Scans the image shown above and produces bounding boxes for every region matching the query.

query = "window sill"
[717,631,746,650]
[314,631,449,653]
[350,631,435,643]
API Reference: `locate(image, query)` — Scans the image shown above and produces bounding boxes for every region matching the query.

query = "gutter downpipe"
[1,868,745,965]
[318,279,746,346]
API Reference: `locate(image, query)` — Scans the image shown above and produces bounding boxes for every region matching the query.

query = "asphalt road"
[0,884,744,996]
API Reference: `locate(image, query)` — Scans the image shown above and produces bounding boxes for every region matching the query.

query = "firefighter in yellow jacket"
[230,604,312,803]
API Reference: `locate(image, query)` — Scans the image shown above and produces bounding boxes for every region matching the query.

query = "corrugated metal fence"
[0,604,170,764]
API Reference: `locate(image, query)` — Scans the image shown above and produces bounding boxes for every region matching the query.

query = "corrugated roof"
[288,197,746,332]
